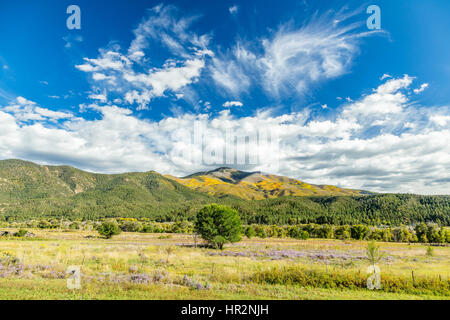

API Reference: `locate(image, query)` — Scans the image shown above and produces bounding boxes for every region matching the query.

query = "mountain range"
[166,167,369,200]
[0,159,448,226]
[0,159,368,202]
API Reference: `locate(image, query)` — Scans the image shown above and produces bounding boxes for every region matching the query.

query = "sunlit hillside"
[167,168,370,200]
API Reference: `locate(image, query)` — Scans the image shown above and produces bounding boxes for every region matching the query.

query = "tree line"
[1,194,449,227]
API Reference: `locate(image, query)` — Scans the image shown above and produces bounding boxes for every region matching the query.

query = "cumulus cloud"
[88,93,108,103]
[430,115,450,127]
[1,76,449,194]
[75,4,212,110]
[223,101,243,108]
[1,97,73,122]
[414,83,429,94]
[342,75,413,117]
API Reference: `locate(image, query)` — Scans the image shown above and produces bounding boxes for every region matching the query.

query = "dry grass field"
[0,229,449,300]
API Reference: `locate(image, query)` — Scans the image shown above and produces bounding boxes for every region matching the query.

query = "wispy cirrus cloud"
[75,5,384,109]
[209,8,384,99]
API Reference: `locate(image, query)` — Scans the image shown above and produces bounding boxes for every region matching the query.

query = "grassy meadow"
[0,229,449,300]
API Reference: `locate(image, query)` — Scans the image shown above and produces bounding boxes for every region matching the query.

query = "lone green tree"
[97,220,121,239]
[195,204,242,249]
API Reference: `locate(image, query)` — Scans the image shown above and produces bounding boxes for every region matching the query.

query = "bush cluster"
[241,223,449,243]
[3,219,449,244]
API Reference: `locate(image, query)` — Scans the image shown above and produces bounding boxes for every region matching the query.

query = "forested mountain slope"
[0,159,449,225]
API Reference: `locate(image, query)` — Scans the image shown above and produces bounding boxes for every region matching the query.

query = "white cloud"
[1,76,449,194]
[123,58,205,96]
[210,9,383,98]
[75,4,212,110]
[342,75,413,117]
[414,83,429,94]
[88,93,107,103]
[1,97,73,122]
[430,115,450,127]
[229,6,239,15]
[92,73,116,82]
[63,34,83,48]
[76,50,130,73]
[223,101,243,108]
[210,54,251,95]
[16,96,36,106]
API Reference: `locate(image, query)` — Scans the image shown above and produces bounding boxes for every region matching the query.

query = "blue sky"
[0,0,449,194]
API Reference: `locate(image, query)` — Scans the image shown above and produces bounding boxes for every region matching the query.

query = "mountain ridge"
[0,159,449,226]
[166,166,371,200]
[0,159,372,200]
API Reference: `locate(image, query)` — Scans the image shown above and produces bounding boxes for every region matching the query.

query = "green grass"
[0,229,449,300]
[0,278,445,300]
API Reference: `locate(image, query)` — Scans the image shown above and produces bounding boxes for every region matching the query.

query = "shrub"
[287,226,302,239]
[194,204,242,250]
[119,220,142,232]
[426,246,435,257]
[426,224,443,243]
[393,226,413,242]
[299,230,309,240]
[316,224,333,239]
[351,224,369,240]
[37,220,52,229]
[171,221,193,234]
[140,224,154,233]
[244,225,256,238]
[254,225,267,238]
[69,222,80,230]
[97,220,121,239]
[303,224,317,238]
[415,223,428,243]
[14,229,28,237]
[335,226,351,240]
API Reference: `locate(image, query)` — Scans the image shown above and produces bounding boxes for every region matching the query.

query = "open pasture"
[0,229,448,300]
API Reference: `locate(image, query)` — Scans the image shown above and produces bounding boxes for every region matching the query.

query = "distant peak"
[208,167,238,173]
